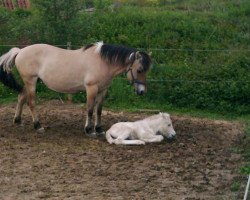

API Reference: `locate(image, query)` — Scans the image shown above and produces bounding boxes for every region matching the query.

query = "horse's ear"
[129,52,135,62]
[135,51,142,60]
[148,52,152,57]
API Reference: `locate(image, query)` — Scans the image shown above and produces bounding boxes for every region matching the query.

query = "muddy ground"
[0,100,247,200]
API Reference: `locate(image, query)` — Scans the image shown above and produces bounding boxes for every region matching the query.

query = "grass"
[241,122,250,175]
[231,181,241,192]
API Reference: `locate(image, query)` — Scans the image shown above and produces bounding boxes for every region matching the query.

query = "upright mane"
[100,43,135,67]
[84,42,151,72]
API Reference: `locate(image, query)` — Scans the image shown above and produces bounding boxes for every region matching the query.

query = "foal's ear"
[148,52,152,57]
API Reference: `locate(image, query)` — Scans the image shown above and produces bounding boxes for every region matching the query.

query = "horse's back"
[15,44,63,73]
[14,43,110,93]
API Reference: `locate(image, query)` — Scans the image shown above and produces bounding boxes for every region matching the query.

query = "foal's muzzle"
[165,131,177,142]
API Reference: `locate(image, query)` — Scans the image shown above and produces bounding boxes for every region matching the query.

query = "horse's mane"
[84,42,151,72]
[100,44,135,67]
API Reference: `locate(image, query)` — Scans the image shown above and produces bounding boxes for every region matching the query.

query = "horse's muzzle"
[135,83,146,95]
[136,90,145,95]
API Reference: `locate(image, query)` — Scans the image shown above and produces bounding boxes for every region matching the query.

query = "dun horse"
[0,42,151,135]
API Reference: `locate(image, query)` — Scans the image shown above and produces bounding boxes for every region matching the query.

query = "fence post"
[67,42,73,103]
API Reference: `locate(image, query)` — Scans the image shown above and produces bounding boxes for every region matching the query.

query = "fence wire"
[0,43,249,85]
[0,44,250,52]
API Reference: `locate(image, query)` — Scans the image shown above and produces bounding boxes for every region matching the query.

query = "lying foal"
[106,112,176,145]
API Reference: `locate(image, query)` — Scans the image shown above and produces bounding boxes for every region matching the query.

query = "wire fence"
[0,43,250,88]
[1,44,250,52]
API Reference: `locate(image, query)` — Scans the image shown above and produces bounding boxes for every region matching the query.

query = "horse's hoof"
[36,127,45,134]
[13,117,22,125]
[84,126,92,134]
[95,125,103,133]
[85,132,97,138]
[96,131,105,137]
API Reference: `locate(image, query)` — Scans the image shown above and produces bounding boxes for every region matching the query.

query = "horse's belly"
[40,78,86,93]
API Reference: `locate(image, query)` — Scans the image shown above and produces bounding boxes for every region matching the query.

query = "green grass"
[231,180,241,192]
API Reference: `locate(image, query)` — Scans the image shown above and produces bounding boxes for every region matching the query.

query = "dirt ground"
[0,100,247,200]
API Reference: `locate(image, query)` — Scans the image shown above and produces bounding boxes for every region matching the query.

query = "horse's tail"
[105,130,114,144]
[0,48,23,92]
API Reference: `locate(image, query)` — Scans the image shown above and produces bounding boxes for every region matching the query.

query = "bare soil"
[0,100,246,200]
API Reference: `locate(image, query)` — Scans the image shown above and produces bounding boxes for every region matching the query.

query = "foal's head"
[157,112,176,140]
[126,51,152,95]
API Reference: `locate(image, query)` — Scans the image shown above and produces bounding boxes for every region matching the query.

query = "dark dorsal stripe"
[84,44,95,50]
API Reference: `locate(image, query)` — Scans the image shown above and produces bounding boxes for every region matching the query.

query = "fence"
[0,43,249,114]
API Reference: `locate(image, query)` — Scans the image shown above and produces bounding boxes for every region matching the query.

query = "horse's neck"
[145,117,163,133]
[111,65,128,77]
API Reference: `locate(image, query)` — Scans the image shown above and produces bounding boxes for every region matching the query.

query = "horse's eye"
[168,124,171,127]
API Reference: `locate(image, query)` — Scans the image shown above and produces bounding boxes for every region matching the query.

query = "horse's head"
[157,112,176,141]
[126,51,151,95]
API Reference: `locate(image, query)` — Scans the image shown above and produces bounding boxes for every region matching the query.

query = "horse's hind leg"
[94,89,107,134]
[85,84,98,135]
[24,77,44,133]
[13,89,27,124]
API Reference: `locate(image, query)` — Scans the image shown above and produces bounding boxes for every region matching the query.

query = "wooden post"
[67,42,73,103]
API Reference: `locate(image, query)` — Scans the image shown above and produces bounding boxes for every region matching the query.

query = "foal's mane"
[144,114,162,121]
[84,43,151,72]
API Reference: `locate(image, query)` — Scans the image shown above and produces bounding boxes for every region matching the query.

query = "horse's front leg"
[94,89,107,134]
[85,85,98,135]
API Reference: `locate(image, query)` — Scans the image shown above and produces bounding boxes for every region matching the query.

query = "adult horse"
[0,42,151,135]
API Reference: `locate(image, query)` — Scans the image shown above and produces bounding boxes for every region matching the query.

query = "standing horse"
[0,42,151,135]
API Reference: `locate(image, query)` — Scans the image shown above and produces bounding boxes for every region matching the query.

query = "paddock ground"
[0,100,246,199]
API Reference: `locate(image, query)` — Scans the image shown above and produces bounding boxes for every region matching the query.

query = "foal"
[106,113,176,145]
[0,42,151,135]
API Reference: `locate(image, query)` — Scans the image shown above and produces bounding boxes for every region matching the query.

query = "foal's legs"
[13,89,27,124]
[112,130,145,145]
[141,135,164,143]
[94,89,107,133]
[24,77,44,133]
[84,84,98,134]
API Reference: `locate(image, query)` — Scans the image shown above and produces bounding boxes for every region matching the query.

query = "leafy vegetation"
[0,0,249,115]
